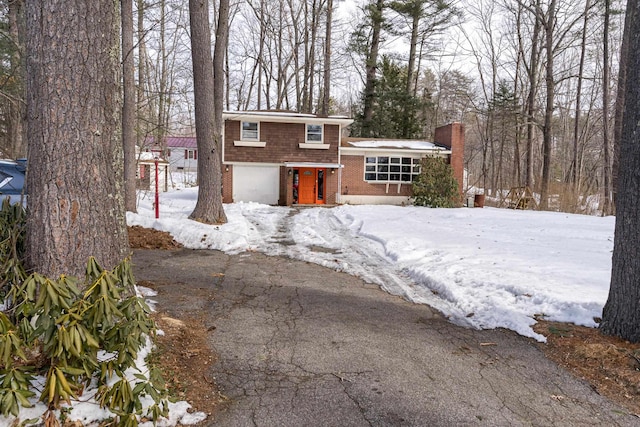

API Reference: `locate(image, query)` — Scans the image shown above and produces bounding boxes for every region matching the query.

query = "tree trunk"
[361,0,384,137]
[321,0,333,116]
[572,0,590,193]
[122,0,137,212]
[612,0,632,209]
[602,0,612,216]
[188,0,227,224]
[25,0,129,278]
[600,0,640,343]
[539,0,556,211]
[8,0,26,159]
[525,0,541,191]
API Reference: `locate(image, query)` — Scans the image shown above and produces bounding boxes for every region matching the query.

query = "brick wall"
[222,164,233,203]
[224,121,340,164]
[434,122,465,196]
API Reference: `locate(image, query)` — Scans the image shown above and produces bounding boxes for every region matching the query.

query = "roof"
[342,137,449,152]
[222,110,354,127]
[145,136,197,149]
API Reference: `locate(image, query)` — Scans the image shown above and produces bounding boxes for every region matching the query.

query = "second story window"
[241,121,259,140]
[306,124,323,143]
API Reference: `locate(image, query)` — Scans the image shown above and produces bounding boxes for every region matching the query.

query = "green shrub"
[0,201,168,426]
[412,157,461,208]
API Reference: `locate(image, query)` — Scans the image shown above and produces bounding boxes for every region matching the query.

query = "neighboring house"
[136,150,170,192]
[140,111,464,206]
[143,136,198,172]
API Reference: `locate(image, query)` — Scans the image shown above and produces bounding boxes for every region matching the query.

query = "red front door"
[297,168,316,204]
[296,168,325,204]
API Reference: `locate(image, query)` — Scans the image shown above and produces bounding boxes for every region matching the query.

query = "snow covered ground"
[4,184,616,425]
[130,187,615,343]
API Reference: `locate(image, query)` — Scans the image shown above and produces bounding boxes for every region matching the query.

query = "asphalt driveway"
[133,248,637,426]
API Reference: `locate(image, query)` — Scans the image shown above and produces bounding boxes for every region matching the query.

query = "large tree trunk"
[122,0,137,212]
[188,0,227,224]
[25,0,129,278]
[600,0,640,342]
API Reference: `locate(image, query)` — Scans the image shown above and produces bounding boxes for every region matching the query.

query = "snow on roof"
[222,110,353,125]
[345,139,441,150]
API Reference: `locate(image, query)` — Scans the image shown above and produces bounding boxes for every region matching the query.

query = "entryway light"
[225,165,229,172]
[288,169,293,176]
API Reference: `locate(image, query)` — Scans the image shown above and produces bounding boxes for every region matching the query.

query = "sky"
[3,183,616,425]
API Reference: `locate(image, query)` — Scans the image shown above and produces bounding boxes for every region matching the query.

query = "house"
[136,150,170,192]
[221,111,464,206]
[222,111,352,205]
[143,136,198,173]
[339,122,465,205]
[140,111,465,205]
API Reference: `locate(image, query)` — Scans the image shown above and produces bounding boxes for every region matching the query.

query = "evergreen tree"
[412,156,460,207]
[352,56,426,138]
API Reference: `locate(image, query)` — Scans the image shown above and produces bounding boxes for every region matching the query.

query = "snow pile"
[128,186,615,342]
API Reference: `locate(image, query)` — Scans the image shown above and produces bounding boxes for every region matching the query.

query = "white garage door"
[233,165,280,205]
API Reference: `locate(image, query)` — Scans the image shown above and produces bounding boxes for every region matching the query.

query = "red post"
[154,158,160,219]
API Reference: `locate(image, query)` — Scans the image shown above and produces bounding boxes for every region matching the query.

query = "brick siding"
[224,121,340,164]
[434,122,465,196]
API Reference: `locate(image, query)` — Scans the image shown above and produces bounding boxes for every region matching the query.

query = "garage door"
[232,165,280,205]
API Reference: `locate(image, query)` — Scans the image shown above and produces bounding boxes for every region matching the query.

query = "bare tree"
[25,0,129,277]
[188,0,227,224]
[321,0,333,115]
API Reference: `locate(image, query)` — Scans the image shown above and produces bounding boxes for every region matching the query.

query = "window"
[185,149,197,160]
[241,121,259,140]
[364,156,421,182]
[306,124,323,143]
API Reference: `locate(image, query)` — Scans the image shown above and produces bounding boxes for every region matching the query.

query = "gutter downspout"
[337,127,342,204]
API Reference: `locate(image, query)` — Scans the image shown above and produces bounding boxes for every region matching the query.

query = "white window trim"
[299,142,330,149]
[241,121,260,141]
[305,123,324,144]
[363,156,421,183]
[234,140,267,147]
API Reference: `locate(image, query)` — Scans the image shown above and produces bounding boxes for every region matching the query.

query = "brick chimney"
[434,122,465,198]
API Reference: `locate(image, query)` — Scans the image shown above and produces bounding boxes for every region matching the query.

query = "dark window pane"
[402,165,411,173]
[402,174,411,182]
[366,157,377,163]
[378,157,389,164]
[390,158,400,163]
[378,165,389,172]
[365,173,377,180]
[390,174,400,181]
[390,165,401,172]
[402,158,412,164]
[366,165,376,172]
[377,173,388,180]
[413,165,421,173]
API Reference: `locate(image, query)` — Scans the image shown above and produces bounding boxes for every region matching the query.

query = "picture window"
[363,156,421,182]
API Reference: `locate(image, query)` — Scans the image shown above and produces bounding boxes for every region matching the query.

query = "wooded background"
[0,0,626,214]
